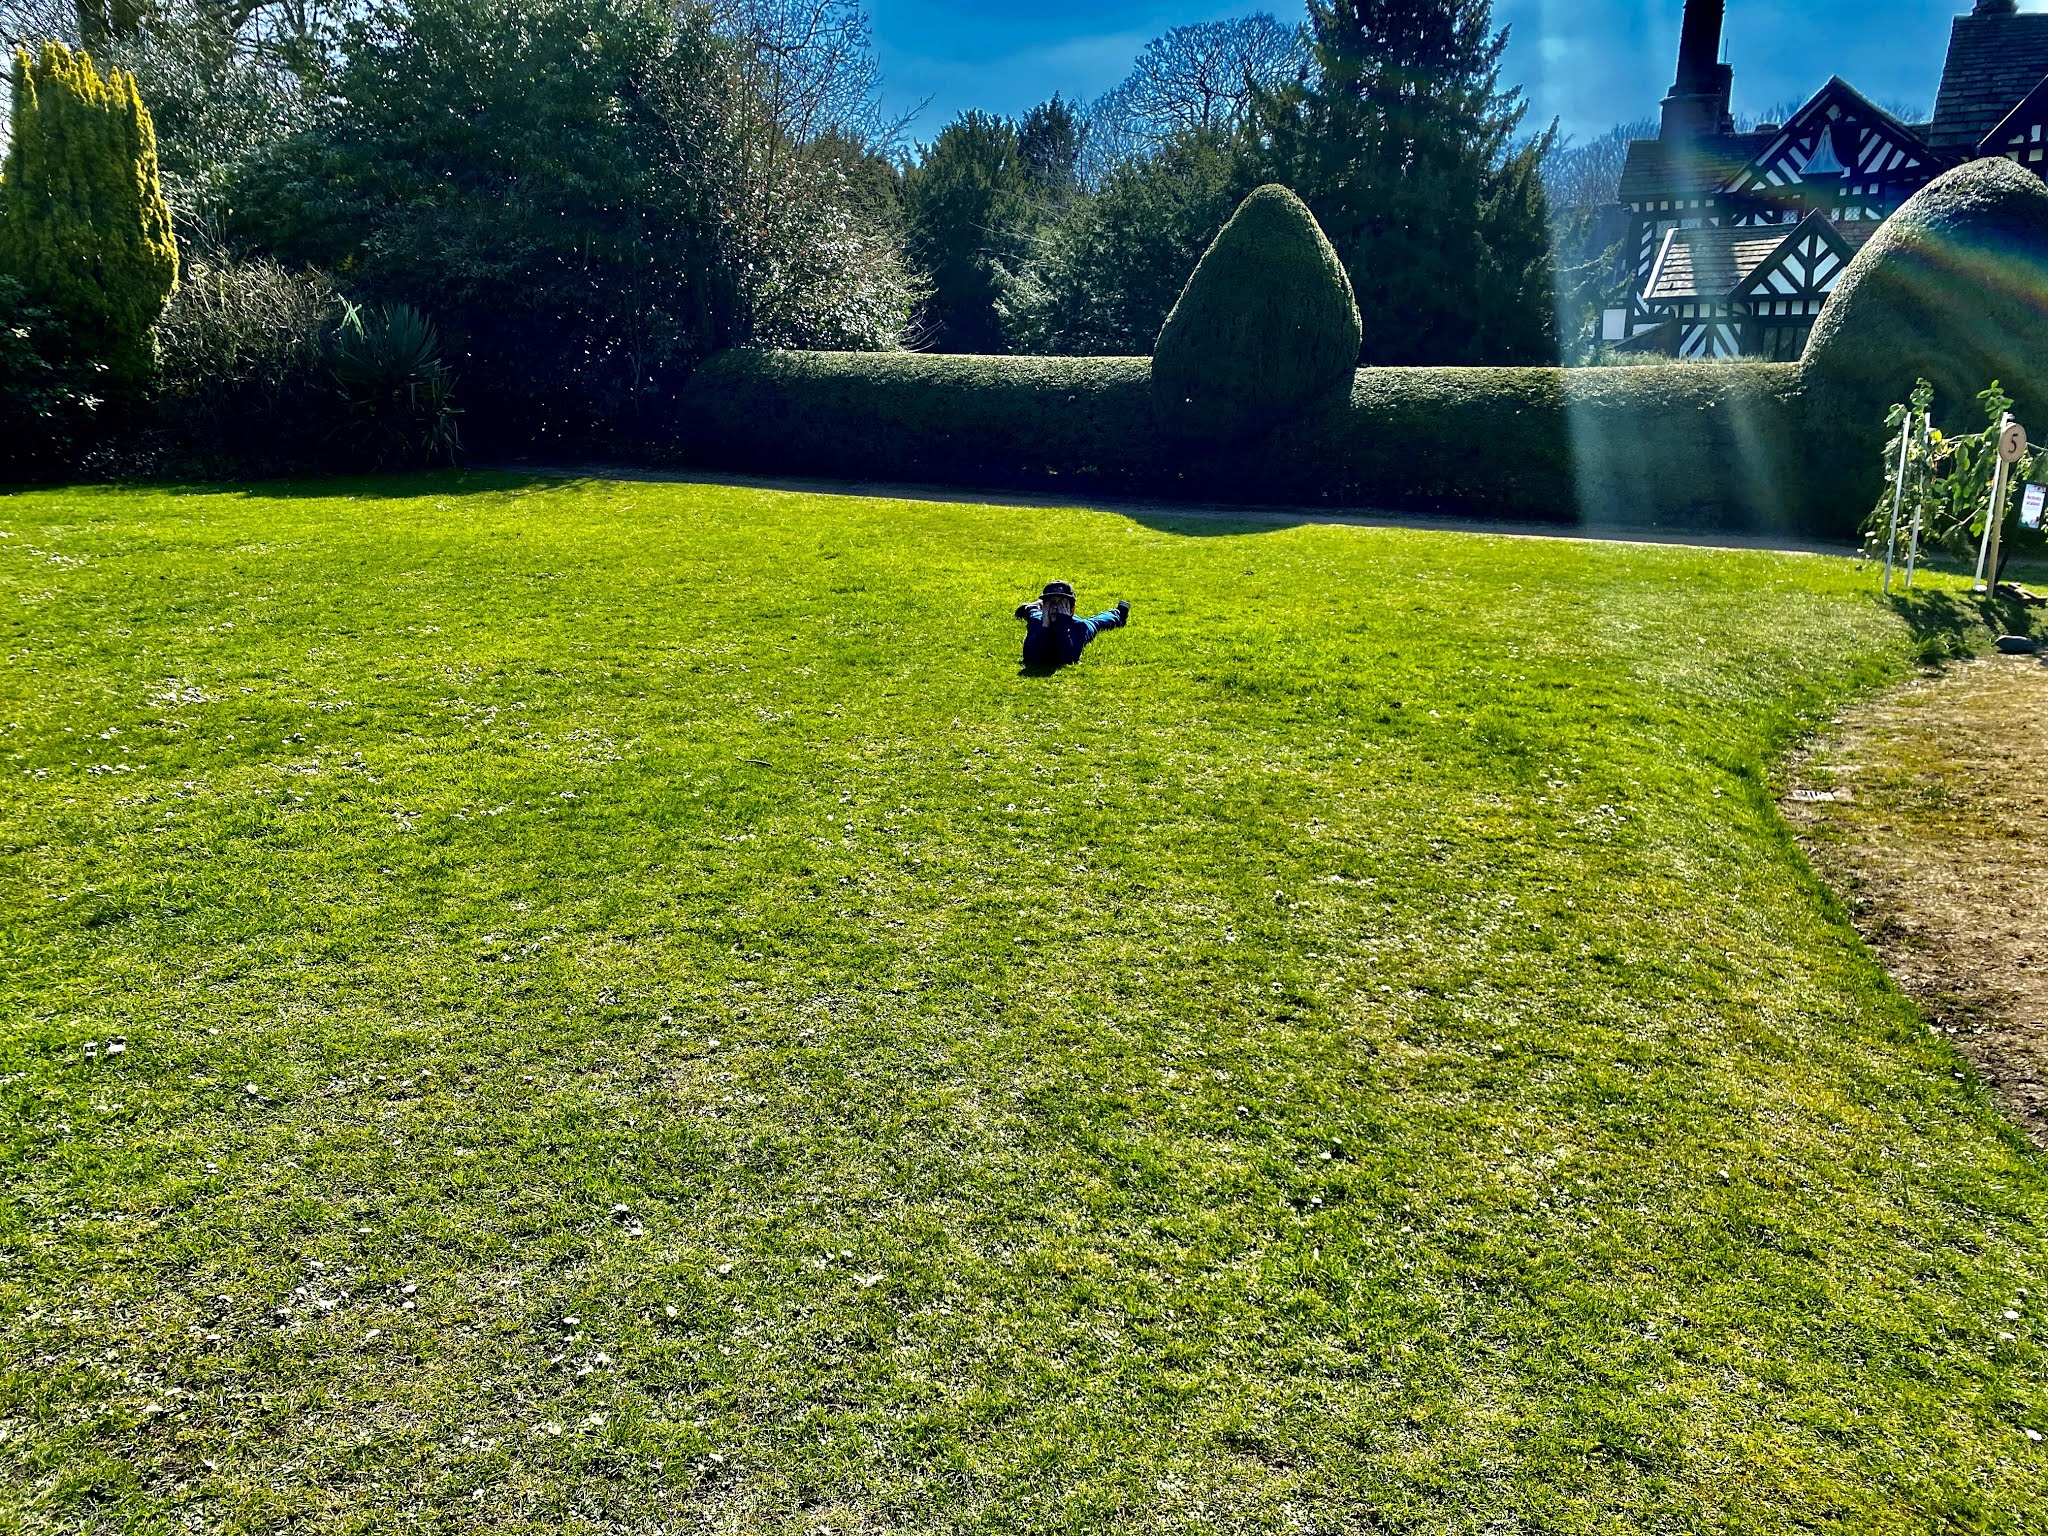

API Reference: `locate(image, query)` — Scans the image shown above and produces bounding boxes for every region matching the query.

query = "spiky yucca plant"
[327,301,462,469]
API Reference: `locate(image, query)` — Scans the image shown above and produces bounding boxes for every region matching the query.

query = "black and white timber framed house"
[1611,0,2048,359]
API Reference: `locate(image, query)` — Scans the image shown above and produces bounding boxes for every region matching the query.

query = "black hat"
[1040,580,1076,600]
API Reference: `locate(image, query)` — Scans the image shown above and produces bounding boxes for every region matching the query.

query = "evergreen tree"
[999,129,1253,355]
[1018,94,1083,200]
[900,111,1030,352]
[0,40,178,391]
[1257,0,1555,365]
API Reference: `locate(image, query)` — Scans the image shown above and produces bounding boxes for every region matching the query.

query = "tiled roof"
[1732,214,1878,295]
[1979,73,2048,150]
[1617,133,1770,204]
[1642,216,1880,304]
[1644,225,1790,301]
[1930,11,2048,151]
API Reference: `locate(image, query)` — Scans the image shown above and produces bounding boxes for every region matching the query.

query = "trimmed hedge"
[681,351,1157,489]
[680,349,1819,533]
[1803,158,2048,523]
[1151,184,1361,444]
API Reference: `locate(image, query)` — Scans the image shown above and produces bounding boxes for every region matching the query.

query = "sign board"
[2025,482,2046,531]
[1601,309,1627,343]
[2000,420,2029,464]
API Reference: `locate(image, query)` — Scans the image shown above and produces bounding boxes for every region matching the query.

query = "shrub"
[680,350,1817,532]
[1150,183,1361,443]
[0,42,178,395]
[1269,361,1810,530]
[223,0,913,455]
[1803,159,2048,523]
[146,267,461,473]
[0,274,104,480]
[1859,378,2048,574]
[326,302,462,470]
[150,255,339,472]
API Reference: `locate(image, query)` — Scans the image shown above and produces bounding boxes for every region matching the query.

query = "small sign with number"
[2025,483,2046,531]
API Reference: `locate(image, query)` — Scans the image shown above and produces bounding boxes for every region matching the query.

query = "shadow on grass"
[210,468,545,501]
[1885,579,2041,661]
[1120,507,1579,540]
[0,468,532,502]
[8,465,1861,557]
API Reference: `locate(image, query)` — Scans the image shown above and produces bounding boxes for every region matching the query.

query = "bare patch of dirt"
[1786,652,2048,1144]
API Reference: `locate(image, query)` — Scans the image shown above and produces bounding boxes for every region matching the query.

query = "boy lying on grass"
[1015,581,1130,669]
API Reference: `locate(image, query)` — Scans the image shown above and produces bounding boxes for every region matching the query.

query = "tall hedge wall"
[679,350,1820,534]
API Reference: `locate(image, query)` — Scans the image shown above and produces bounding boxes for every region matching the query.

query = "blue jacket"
[1015,601,1124,667]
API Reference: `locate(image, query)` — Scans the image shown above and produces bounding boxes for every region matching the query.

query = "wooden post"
[1882,412,1911,593]
[1974,413,2013,591]
[1904,411,1927,589]
[1977,414,2027,590]
[1988,423,2016,590]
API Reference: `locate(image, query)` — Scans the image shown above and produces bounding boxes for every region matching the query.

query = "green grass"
[2,475,2044,1534]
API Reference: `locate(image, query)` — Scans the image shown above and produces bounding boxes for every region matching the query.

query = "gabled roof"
[1978,71,2048,152]
[1643,225,1793,302]
[1617,132,1770,204]
[1642,214,1879,305]
[1720,77,1935,195]
[1931,8,2048,152]
[1729,213,1860,298]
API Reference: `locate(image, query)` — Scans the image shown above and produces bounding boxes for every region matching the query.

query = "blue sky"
[872,1,2030,148]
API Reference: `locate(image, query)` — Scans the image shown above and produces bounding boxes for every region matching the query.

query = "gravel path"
[1787,650,2048,1143]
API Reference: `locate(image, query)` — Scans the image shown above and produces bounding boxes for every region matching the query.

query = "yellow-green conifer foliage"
[0,41,177,390]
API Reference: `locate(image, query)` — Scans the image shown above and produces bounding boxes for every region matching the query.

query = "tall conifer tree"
[0,41,178,391]
[901,111,1031,352]
[1258,0,1555,365]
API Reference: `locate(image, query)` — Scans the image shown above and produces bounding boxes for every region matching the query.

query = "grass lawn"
[2,475,2044,1534]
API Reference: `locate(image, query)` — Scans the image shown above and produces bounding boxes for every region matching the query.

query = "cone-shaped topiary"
[1151,183,1361,444]
[1802,158,2048,519]
[0,41,178,393]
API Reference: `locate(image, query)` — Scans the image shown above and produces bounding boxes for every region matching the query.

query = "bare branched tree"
[708,0,900,151]
[700,0,916,346]
[1083,13,1306,178]
[1539,119,1651,214]
[0,0,79,51]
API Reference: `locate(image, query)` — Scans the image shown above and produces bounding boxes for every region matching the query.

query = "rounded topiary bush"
[1151,183,1361,444]
[1803,158,2048,515]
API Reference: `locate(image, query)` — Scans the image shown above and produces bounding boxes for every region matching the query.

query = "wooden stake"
[1904,412,1927,589]
[1987,419,2016,589]
[1882,412,1911,594]
[1974,412,2012,591]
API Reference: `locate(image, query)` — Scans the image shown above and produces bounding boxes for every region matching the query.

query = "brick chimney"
[1660,0,1737,140]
